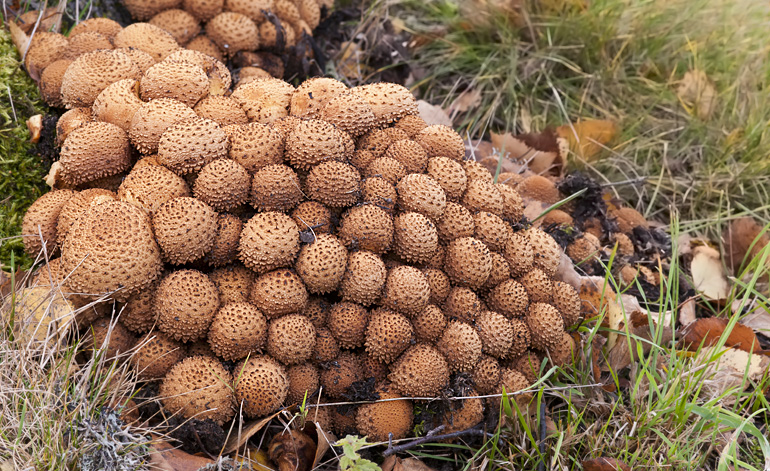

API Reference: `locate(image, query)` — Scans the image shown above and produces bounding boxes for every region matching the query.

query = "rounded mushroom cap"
[231,77,294,123]
[415,124,465,161]
[194,95,248,126]
[149,9,201,45]
[319,92,376,138]
[209,264,255,304]
[92,79,143,132]
[482,252,510,291]
[393,212,438,264]
[552,281,581,328]
[327,302,369,349]
[319,351,363,399]
[427,156,467,201]
[249,269,308,318]
[516,175,560,204]
[286,362,320,404]
[384,140,429,174]
[509,318,531,358]
[381,265,430,316]
[394,114,428,138]
[462,179,504,215]
[164,49,232,94]
[206,12,259,57]
[22,190,76,257]
[518,267,554,304]
[228,122,284,173]
[527,228,562,276]
[435,201,474,243]
[157,116,228,176]
[396,173,446,220]
[61,49,143,109]
[234,355,288,417]
[60,200,163,301]
[129,98,197,155]
[355,384,414,441]
[473,211,512,253]
[339,251,387,306]
[61,31,113,61]
[365,309,413,364]
[140,60,209,107]
[56,188,116,246]
[567,233,601,264]
[123,0,181,20]
[120,276,162,333]
[547,332,575,368]
[194,159,251,212]
[511,351,543,384]
[155,269,220,342]
[118,165,191,214]
[422,268,450,305]
[285,119,350,170]
[436,321,482,372]
[59,121,131,186]
[40,59,72,107]
[292,201,332,234]
[314,326,340,362]
[364,156,406,186]
[113,23,180,62]
[24,32,69,82]
[337,205,394,254]
[472,355,501,395]
[250,164,303,212]
[131,331,186,380]
[486,278,529,319]
[444,237,492,290]
[301,296,330,329]
[493,183,524,222]
[476,310,514,359]
[56,107,92,146]
[160,355,234,425]
[290,77,348,119]
[113,47,156,74]
[491,368,532,409]
[611,206,648,234]
[442,389,484,434]
[208,301,266,360]
[502,231,534,278]
[358,127,410,158]
[361,176,397,212]
[410,304,446,343]
[184,0,224,21]
[442,286,482,324]
[206,214,243,265]
[388,343,449,397]
[70,17,123,40]
[152,197,218,265]
[350,82,418,127]
[462,159,493,183]
[295,234,348,294]
[267,313,316,365]
[525,303,565,350]
[239,212,300,274]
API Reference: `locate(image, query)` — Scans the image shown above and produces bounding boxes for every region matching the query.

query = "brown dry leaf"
[606,310,673,372]
[738,307,770,337]
[267,429,316,471]
[523,200,550,226]
[335,41,371,81]
[417,100,453,127]
[582,457,631,471]
[680,317,761,353]
[8,21,31,59]
[459,0,525,29]
[679,298,697,326]
[490,130,563,175]
[690,245,730,300]
[448,88,482,115]
[149,440,215,471]
[402,458,437,471]
[554,253,582,291]
[694,347,770,405]
[556,120,617,162]
[222,410,282,454]
[723,217,769,275]
[676,70,717,121]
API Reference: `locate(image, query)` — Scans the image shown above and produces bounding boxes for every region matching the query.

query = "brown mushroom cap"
[267,313,316,364]
[434,201,474,243]
[388,343,449,397]
[120,275,162,333]
[234,355,288,417]
[113,23,180,62]
[59,121,131,186]
[113,47,156,74]
[228,122,285,173]
[305,161,361,207]
[339,251,387,306]
[320,351,363,399]
[149,9,201,45]
[491,368,532,409]
[462,179,504,215]
[337,204,394,254]
[22,190,76,257]
[525,302,565,350]
[495,183,525,222]
[393,212,438,264]
[365,309,413,364]
[355,384,414,441]
[60,49,142,109]
[164,49,232,94]
[551,281,581,328]
[611,206,649,234]
[396,173,447,220]
[206,12,259,57]
[157,116,228,176]
[249,269,308,318]
[92,79,143,132]
[426,156,467,201]
[462,159,493,183]
[350,83,418,127]
[292,201,332,234]
[155,269,220,342]
[70,17,123,40]
[508,318,531,358]
[472,355,501,395]
[194,95,248,126]
[192,159,251,212]
[55,107,92,147]
[473,211,512,253]
[422,268,450,305]
[486,278,529,319]
[414,124,465,161]
[239,212,300,274]
[61,31,113,61]
[528,228,562,276]
[184,0,224,21]
[319,92,376,138]
[118,165,191,214]
[393,114,428,138]
[24,32,69,82]
[290,77,347,119]
[140,60,209,107]
[160,355,235,425]
[295,234,348,294]
[286,362,320,404]
[209,264,254,304]
[285,119,350,170]
[204,213,244,267]
[186,35,225,62]
[410,304,446,343]
[442,286,482,324]
[56,189,116,246]
[567,233,601,264]
[516,175,560,204]
[444,237,492,290]
[442,390,484,434]
[122,0,181,20]
[381,265,430,316]
[502,231,534,278]
[129,98,197,155]
[231,77,295,123]
[61,200,163,300]
[250,164,303,212]
[40,59,72,107]
[327,302,369,349]
[152,197,218,265]
[436,321,482,373]
[314,326,340,362]
[131,331,186,379]
[361,176,397,212]
[518,267,553,304]
[476,310,514,359]
[364,156,406,186]
[547,332,575,368]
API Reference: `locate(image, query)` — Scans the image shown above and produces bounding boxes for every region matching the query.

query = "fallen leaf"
[690,245,730,300]
[222,410,282,454]
[267,429,316,471]
[694,347,770,405]
[606,310,673,372]
[448,88,482,115]
[582,457,631,471]
[676,69,717,120]
[310,421,335,469]
[149,440,215,471]
[523,200,550,225]
[553,253,582,291]
[739,307,770,337]
[722,217,769,275]
[335,41,371,81]
[466,139,496,162]
[679,298,697,326]
[401,458,437,471]
[459,0,526,29]
[556,120,617,162]
[417,100,453,127]
[1,286,75,348]
[680,317,761,353]
[490,130,563,175]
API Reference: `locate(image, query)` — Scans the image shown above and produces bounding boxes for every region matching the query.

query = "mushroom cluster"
[22,71,584,441]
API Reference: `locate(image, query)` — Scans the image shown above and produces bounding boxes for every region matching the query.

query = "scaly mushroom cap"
[184,0,224,21]
[239,212,300,274]
[155,269,220,342]
[140,60,209,107]
[237,66,272,87]
[491,368,532,409]
[204,213,243,267]
[24,32,68,82]
[209,265,254,304]
[70,17,123,40]
[502,231,534,278]
[547,332,575,368]
[427,156,467,201]
[301,296,330,328]
[442,286,482,323]
[59,122,131,186]
[434,201,474,243]
[393,212,438,264]
[320,351,363,398]
[231,77,294,123]
[436,321,482,372]
[356,384,414,441]
[113,47,156,74]
[292,201,332,234]
[525,303,564,350]
[285,119,351,170]
[364,157,406,186]
[495,183,525,222]
[339,251,387,306]
[194,95,248,126]
[319,93,376,138]
[476,310,514,359]
[350,150,377,173]
[250,164,303,212]
[611,206,649,234]
[508,318,531,358]
[228,122,284,173]
[56,107,92,146]
[274,0,302,24]
[482,252,510,291]
[120,275,163,333]
[361,176,397,212]
[131,331,186,379]
[290,77,348,119]
[393,114,427,138]
[22,190,76,257]
[486,279,528,319]
[249,269,308,318]
[357,127,409,157]
[149,9,201,45]
[194,159,251,212]
[118,165,191,214]
[381,265,430,316]
[152,197,217,265]
[267,314,316,364]
[518,267,553,304]
[422,268,450,305]
[295,234,348,294]
[157,116,228,175]
[314,326,340,362]
[164,49,232,94]
[396,173,446,220]
[61,31,113,61]
[444,237,492,290]
[415,124,465,161]
[161,355,234,424]
[473,211,512,253]
[123,0,182,20]
[471,355,501,395]
[567,233,601,264]
[510,351,542,384]
[327,302,369,349]
[551,281,581,328]
[57,189,116,245]
[410,304,446,343]
[337,205,394,254]
[60,200,162,300]
[350,82,418,127]
[129,98,197,155]
[113,23,180,62]
[516,175,560,204]
[462,179,504,215]
[388,343,449,397]
[612,233,635,256]
[527,227,562,276]
[365,309,413,364]
[92,79,143,132]
[286,362,320,404]
[225,0,273,22]
[442,390,484,434]
[206,12,259,56]
[461,159,493,183]
[40,59,72,107]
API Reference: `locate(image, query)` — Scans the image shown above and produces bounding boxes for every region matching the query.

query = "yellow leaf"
[676,69,717,120]
[448,88,482,115]
[690,245,730,300]
[2,286,75,348]
[335,41,371,81]
[556,120,618,162]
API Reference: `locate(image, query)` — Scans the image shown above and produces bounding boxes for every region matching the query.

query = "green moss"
[0,27,50,271]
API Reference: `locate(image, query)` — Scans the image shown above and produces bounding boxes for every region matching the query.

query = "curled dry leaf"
[417,100,453,127]
[680,317,761,353]
[335,41,371,82]
[382,456,438,471]
[267,429,316,471]
[739,307,770,338]
[556,120,617,163]
[149,440,215,471]
[606,310,673,372]
[693,347,770,405]
[676,70,717,121]
[582,457,632,471]
[222,410,282,454]
[722,217,769,275]
[690,245,730,300]
[448,88,482,116]
[490,130,564,176]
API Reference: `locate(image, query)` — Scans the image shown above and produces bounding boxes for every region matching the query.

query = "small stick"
[537,402,546,471]
[600,177,646,188]
[382,425,494,457]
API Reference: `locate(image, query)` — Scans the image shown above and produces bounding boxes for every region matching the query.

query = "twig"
[6,85,17,122]
[600,177,647,188]
[383,425,495,457]
[537,402,546,471]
